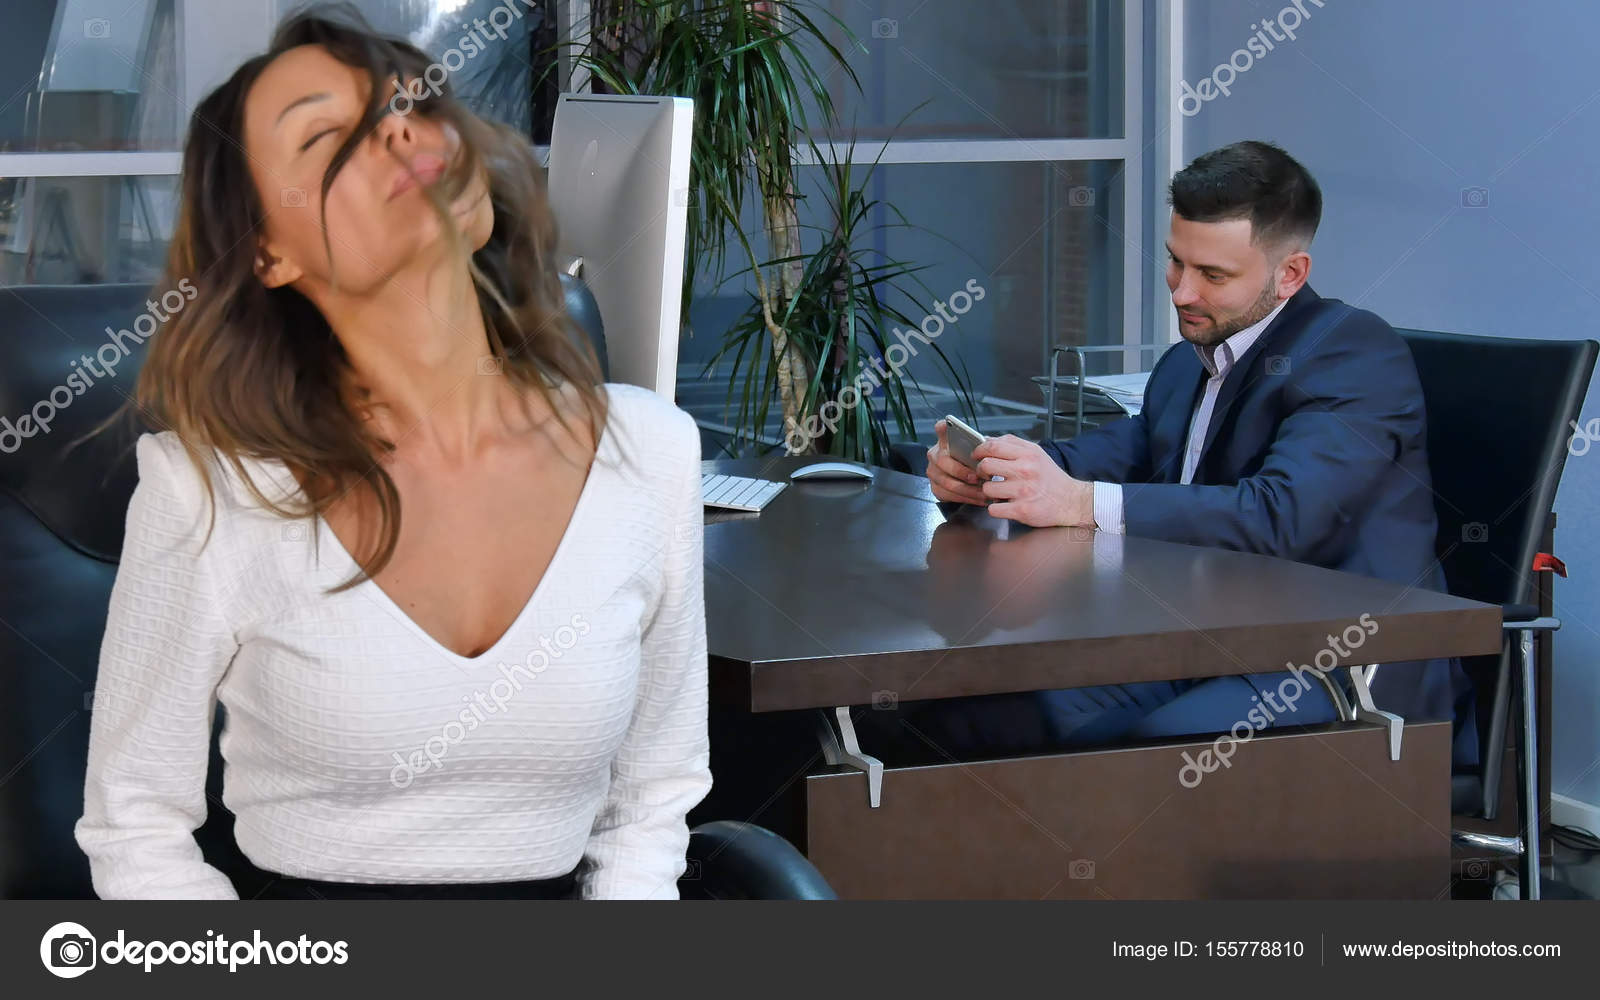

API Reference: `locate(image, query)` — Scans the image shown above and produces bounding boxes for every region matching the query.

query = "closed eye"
[299,127,341,153]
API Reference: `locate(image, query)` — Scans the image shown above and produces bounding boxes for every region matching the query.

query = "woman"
[74,7,710,900]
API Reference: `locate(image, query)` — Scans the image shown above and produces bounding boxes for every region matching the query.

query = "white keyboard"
[702,472,786,512]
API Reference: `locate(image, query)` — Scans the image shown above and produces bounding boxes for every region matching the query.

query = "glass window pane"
[0,174,176,285]
[822,160,1126,408]
[0,0,180,153]
[804,0,1125,141]
[326,0,550,138]
[681,159,1126,445]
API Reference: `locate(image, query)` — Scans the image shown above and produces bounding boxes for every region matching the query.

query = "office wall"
[1183,0,1600,821]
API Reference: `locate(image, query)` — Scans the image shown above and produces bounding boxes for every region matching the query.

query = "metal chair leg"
[1512,628,1540,899]
[1480,638,1514,822]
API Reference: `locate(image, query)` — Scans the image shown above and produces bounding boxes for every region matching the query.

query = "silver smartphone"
[944,414,986,470]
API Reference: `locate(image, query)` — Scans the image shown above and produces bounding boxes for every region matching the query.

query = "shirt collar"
[1194,297,1289,378]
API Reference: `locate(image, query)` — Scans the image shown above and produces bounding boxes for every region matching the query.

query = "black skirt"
[252,867,580,900]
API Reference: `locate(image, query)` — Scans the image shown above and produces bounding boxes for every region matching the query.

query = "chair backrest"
[1396,328,1596,607]
[562,273,609,381]
[0,277,608,898]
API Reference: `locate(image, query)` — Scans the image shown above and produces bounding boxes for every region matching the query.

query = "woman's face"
[241,44,493,294]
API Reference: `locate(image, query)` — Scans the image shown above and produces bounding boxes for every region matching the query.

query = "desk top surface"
[702,456,1502,712]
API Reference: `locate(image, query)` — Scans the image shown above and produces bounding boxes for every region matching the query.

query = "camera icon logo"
[1069,859,1096,880]
[1265,354,1292,375]
[477,355,504,375]
[871,690,898,710]
[40,922,97,978]
[871,17,899,39]
[83,18,111,39]
[1461,186,1489,208]
[1068,186,1095,207]
[1462,521,1488,543]
[282,521,308,542]
[1462,858,1491,880]
[682,859,702,880]
[281,187,307,208]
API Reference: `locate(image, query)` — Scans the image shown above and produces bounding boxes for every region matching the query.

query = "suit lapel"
[1154,352,1206,483]
[1193,286,1320,481]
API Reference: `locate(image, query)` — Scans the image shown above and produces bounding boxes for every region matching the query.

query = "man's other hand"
[926,419,988,506]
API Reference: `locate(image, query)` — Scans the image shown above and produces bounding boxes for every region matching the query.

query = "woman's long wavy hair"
[108,3,607,593]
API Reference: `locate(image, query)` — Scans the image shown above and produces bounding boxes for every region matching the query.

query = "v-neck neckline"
[307,407,615,669]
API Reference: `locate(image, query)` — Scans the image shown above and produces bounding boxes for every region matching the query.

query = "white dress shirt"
[1091,299,1289,534]
[75,383,711,899]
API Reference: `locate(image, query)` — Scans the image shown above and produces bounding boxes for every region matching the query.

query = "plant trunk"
[762,185,812,453]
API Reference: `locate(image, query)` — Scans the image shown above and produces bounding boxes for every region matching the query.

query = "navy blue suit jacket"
[1042,285,1464,726]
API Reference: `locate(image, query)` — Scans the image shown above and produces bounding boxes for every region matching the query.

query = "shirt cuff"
[1092,481,1125,535]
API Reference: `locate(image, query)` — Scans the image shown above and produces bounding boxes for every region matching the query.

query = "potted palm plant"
[559,0,976,462]
[709,136,977,462]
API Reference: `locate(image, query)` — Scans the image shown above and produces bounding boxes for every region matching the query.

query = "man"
[907,140,1470,760]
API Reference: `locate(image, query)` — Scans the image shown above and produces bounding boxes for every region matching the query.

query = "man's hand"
[926,419,988,505]
[971,434,1096,528]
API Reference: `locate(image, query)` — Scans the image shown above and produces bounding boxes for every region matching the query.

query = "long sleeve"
[1042,342,1189,484]
[75,433,241,900]
[1091,480,1125,534]
[581,412,712,899]
[1042,405,1154,484]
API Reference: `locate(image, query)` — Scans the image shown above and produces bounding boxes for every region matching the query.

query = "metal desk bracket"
[1349,663,1404,761]
[816,707,883,808]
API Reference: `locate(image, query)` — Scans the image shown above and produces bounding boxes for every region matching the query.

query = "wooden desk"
[701,457,1503,898]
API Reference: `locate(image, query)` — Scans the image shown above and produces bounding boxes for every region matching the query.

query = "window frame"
[0,0,1186,360]
[0,1,275,184]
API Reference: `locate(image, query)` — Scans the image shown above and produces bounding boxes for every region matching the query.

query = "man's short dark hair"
[1168,140,1322,251]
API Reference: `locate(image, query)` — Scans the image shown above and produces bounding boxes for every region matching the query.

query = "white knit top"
[75,384,711,899]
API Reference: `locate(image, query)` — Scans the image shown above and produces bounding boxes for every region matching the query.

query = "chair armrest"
[1502,604,1559,631]
[681,821,837,900]
[1501,603,1541,623]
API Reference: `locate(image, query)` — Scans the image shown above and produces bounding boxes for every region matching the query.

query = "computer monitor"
[546,93,693,399]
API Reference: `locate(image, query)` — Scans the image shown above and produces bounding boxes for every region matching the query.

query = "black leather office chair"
[1,278,828,900]
[679,821,837,899]
[1394,327,1597,900]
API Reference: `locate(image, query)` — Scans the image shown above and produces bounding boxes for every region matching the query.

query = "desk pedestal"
[804,721,1451,899]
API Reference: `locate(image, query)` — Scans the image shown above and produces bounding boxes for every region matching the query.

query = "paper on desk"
[1032,371,1150,416]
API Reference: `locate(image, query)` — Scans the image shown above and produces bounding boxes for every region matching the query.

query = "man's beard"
[1179,279,1282,347]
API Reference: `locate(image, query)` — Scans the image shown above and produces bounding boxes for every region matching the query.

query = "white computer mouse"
[789,461,875,482]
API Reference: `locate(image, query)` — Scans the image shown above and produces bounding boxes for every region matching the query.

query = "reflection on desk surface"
[700,456,1499,685]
